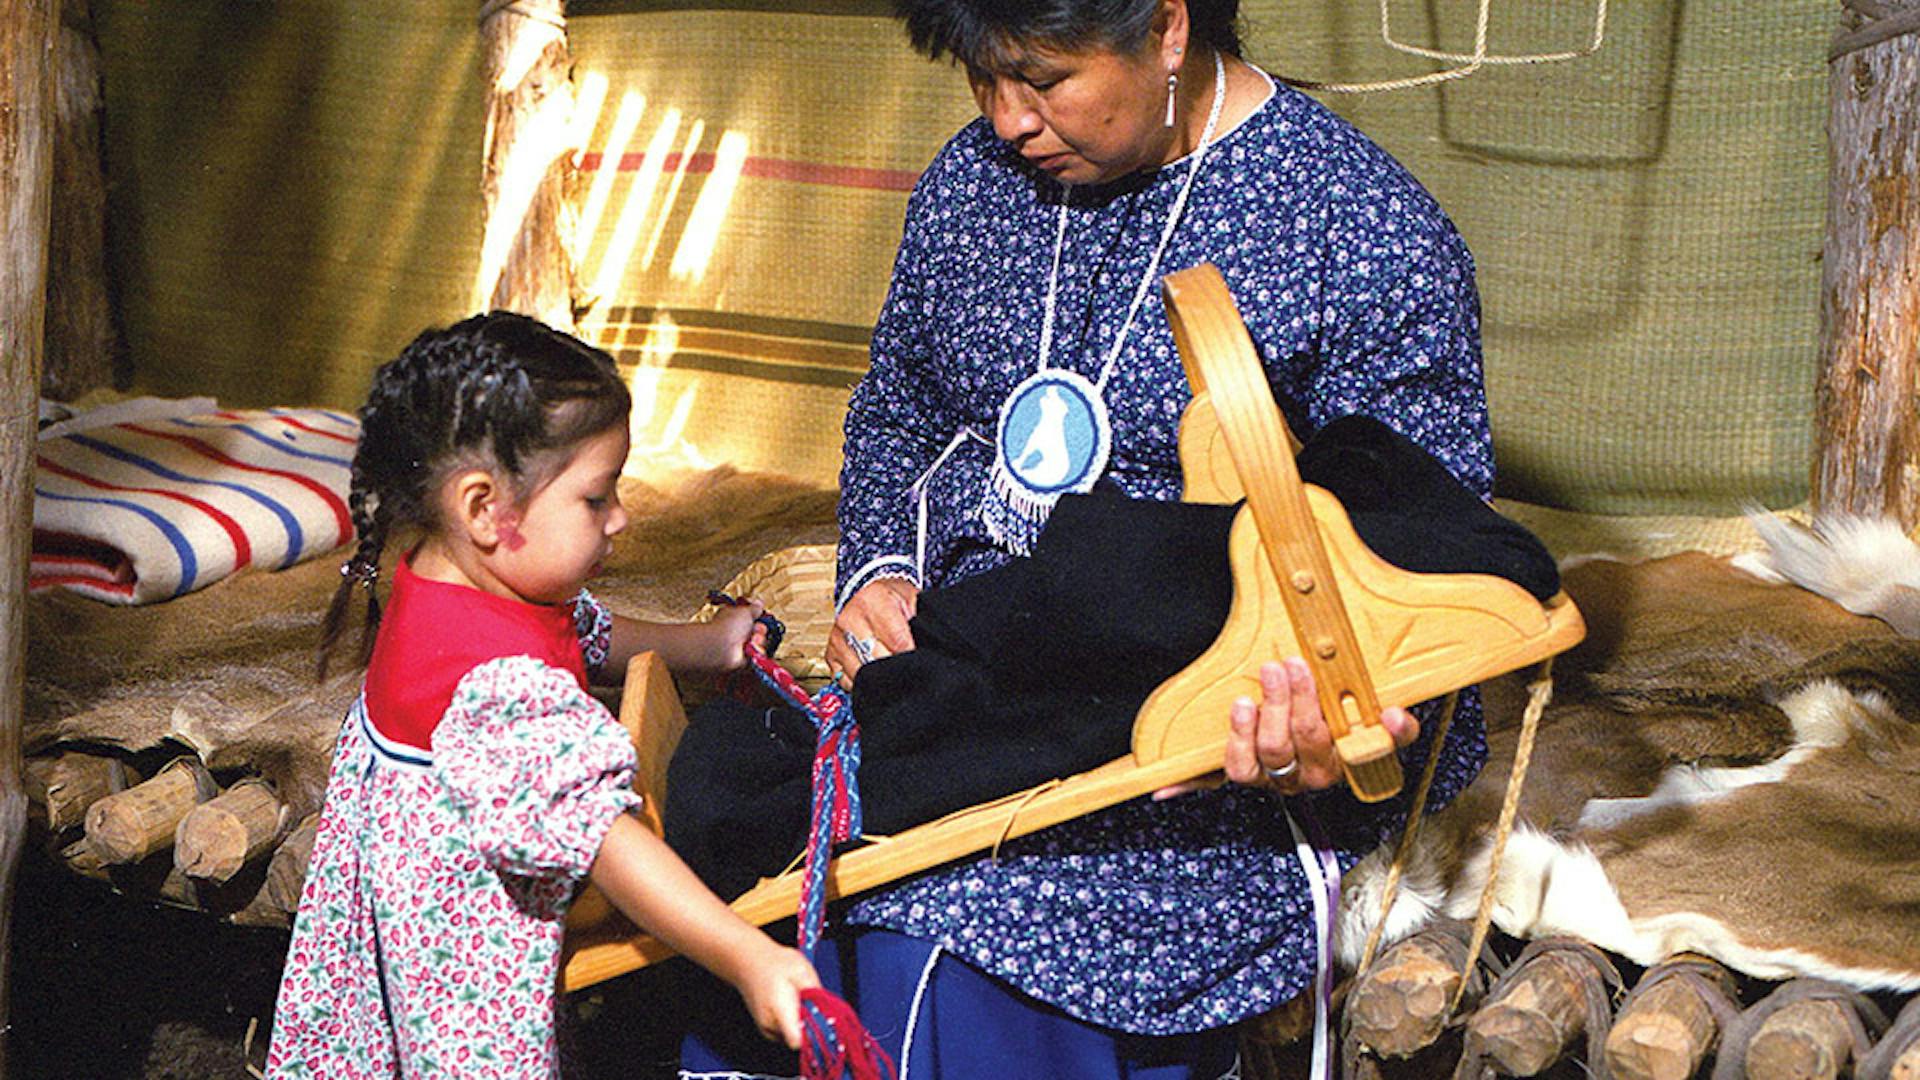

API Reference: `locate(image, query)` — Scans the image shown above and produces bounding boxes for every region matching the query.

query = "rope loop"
[1282,0,1608,95]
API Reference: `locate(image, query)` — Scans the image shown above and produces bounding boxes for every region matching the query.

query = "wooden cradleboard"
[560,263,1586,991]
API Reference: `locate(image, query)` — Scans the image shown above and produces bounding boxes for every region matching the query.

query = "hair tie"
[340,558,379,590]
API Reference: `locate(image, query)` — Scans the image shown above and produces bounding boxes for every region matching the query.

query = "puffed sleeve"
[432,655,641,880]
[1304,136,1494,500]
[835,161,955,607]
[569,588,614,680]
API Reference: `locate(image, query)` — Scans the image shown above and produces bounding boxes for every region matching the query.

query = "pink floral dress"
[266,561,634,1079]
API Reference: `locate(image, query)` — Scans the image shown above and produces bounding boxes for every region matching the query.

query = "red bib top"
[363,557,588,751]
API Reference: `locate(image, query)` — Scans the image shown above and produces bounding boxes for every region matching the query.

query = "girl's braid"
[315,312,629,679]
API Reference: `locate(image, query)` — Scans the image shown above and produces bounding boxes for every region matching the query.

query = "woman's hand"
[1156,658,1420,798]
[827,577,919,684]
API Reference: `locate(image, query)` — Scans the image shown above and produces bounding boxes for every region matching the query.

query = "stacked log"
[1347,919,1483,1060]
[24,750,138,831]
[84,756,215,864]
[1455,938,1621,1078]
[1605,955,1739,1080]
[27,746,304,927]
[174,779,288,884]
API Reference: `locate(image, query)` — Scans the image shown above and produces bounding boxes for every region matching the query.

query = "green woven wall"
[1252,1,1828,513]
[95,0,485,410]
[95,0,1830,515]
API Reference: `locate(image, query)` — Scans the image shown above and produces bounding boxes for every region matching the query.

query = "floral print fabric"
[266,655,641,1078]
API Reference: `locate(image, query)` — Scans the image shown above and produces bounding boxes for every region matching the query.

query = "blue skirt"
[680,927,1239,1079]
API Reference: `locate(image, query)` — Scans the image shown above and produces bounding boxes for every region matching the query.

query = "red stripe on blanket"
[265,413,359,445]
[121,424,354,546]
[28,573,136,598]
[575,150,920,193]
[36,457,253,570]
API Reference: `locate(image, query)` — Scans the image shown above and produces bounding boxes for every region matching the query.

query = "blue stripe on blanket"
[33,486,197,597]
[66,433,307,569]
[166,417,355,469]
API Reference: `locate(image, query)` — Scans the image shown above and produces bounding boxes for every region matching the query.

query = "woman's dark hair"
[895,0,1241,69]
[317,310,631,678]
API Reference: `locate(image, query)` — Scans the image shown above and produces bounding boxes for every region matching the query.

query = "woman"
[688,0,1488,1075]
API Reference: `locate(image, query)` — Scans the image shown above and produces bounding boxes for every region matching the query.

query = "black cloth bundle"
[664,416,1558,900]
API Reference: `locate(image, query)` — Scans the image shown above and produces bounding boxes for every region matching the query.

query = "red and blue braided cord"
[710,594,893,1078]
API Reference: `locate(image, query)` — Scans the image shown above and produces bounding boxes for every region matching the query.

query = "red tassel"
[799,988,898,1080]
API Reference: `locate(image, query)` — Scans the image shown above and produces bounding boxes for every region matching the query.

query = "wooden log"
[264,813,318,916]
[60,834,196,909]
[83,756,215,864]
[1461,947,1606,1077]
[44,0,116,399]
[1812,0,1920,531]
[24,750,138,831]
[174,778,286,884]
[476,0,577,328]
[1745,999,1857,1080]
[59,834,106,881]
[1606,956,1737,1080]
[1349,923,1472,1057]
[3,0,58,1071]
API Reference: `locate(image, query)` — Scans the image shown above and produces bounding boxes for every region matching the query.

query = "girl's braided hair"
[318,311,630,678]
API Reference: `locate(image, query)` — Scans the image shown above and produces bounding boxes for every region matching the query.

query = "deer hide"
[1340,531,1920,992]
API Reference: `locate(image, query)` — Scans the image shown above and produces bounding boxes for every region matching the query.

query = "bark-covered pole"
[1,0,58,1069]
[475,0,578,330]
[1813,0,1920,531]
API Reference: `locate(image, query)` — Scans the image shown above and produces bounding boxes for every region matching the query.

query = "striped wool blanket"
[33,406,359,604]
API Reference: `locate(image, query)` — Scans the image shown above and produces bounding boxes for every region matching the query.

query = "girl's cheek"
[495,510,527,552]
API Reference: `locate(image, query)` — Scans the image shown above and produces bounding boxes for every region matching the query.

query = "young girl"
[266,311,817,1078]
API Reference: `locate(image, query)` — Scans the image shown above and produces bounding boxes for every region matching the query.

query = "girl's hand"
[1155,658,1420,799]
[707,598,768,671]
[734,942,821,1049]
[827,577,919,684]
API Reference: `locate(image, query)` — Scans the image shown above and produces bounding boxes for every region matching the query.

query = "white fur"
[1442,826,1920,992]
[1745,510,1920,636]
[1334,843,1449,970]
[1576,679,1868,830]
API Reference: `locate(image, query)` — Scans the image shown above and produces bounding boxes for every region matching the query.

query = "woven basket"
[695,543,839,693]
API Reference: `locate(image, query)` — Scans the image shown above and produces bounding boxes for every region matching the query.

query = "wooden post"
[44,0,116,399]
[1813,0,1920,531]
[2,0,57,1072]
[476,0,577,329]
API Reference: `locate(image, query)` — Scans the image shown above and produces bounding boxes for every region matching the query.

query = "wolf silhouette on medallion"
[1013,385,1073,488]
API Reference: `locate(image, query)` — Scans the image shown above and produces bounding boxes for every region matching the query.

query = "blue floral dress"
[833,73,1494,1036]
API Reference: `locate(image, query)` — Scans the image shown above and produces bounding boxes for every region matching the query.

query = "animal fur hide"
[1340,519,1920,991]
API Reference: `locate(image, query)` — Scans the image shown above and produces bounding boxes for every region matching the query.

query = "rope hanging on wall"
[1830,0,1920,61]
[1281,0,1609,94]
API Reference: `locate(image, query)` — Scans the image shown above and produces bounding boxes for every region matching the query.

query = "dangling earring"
[1165,72,1178,128]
